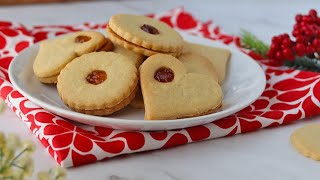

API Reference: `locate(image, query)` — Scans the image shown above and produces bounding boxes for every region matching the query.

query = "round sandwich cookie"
[57,52,138,116]
[107,14,183,57]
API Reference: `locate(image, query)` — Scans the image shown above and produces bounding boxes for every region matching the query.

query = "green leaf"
[240,30,269,58]
[284,56,320,72]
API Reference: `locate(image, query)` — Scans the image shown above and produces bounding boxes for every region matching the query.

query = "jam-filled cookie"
[33,31,107,84]
[132,53,220,109]
[140,54,223,120]
[183,42,231,84]
[107,14,183,57]
[57,52,138,116]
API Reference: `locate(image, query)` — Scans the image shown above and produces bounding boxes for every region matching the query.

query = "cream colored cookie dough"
[178,53,219,83]
[183,42,231,84]
[291,124,320,161]
[57,52,138,115]
[33,31,106,83]
[140,54,223,120]
[113,44,145,68]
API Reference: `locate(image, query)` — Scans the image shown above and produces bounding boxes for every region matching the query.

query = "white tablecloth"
[1,0,320,179]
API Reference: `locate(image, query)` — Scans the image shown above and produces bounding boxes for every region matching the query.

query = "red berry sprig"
[267,33,295,62]
[293,9,320,56]
[267,9,320,63]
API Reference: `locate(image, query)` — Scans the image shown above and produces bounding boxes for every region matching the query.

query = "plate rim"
[8,32,266,128]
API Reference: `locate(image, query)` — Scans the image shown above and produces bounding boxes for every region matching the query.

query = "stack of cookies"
[33,14,231,120]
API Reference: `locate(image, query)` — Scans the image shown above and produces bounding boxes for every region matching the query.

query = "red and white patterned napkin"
[1,7,320,167]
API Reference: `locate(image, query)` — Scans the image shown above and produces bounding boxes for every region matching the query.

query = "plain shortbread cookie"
[291,124,320,161]
[183,42,231,84]
[178,53,219,83]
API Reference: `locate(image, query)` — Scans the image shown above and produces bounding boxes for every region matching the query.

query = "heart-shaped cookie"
[140,54,223,120]
[33,31,107,83]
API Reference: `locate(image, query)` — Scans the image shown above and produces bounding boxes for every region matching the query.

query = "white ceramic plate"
[9,32,266,131]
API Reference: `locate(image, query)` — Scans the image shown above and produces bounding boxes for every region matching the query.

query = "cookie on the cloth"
[178,53,219,83]
[57,52,138,116]
[107,14,183,57]
[291,124,320,161]
[97,38,114,52]
[112,44,145,68]
[33,31,107,84]
[183,42,231,84]
[140,54,223,120]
